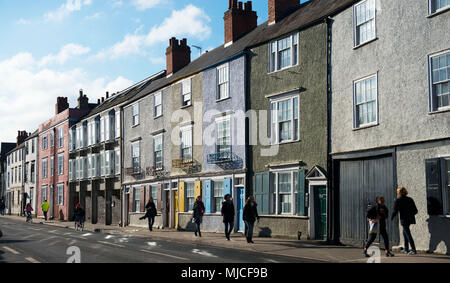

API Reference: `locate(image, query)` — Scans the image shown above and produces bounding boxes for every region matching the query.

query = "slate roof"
[125,0,357,106]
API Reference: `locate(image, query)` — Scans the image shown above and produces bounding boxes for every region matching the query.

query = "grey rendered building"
[330,0,450,254]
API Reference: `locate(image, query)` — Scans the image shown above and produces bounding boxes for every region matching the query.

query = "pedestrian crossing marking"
[25,257,40,263]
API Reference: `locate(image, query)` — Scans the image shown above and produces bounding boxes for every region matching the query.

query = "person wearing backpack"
[364,196,395,257]
[391,187,418,255]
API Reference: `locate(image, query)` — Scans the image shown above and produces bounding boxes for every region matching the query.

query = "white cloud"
[39,43,91,66]
[0,51,133,142]
[44,0,93,22]
[111,0,124,8]
[92,5,211,60]
[16,18,31,25]
[132,0,164,11]
[85,12,103,20]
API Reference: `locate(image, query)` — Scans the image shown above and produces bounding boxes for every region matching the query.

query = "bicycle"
[26,212,33,223]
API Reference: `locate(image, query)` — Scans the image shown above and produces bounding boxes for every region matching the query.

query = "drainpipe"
[325,16,338,245]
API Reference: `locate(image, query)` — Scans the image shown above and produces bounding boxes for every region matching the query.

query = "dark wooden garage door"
[339,155,399,247]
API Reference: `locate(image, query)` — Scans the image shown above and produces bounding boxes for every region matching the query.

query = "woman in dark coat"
[192,196,205,237]
[221,194,235,241]
[364,197,395,257]
[391,187,418,255]
[243,196,259,244]
[140,197,157,232]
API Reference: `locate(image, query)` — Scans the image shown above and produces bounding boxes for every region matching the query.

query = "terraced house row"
[1,0,449,254]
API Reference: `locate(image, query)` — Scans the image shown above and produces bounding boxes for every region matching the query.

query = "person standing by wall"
[192,196,205,237]
[41,199,50,221]
[243,196,259,244]
[364,197,395,257]
[392,187,418,255]
[221,194,235,241]
[0,198,5,216]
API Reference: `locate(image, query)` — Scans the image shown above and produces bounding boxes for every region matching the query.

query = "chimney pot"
[269,0,299,24]
[166,37,191,75]
[224,1,258,45]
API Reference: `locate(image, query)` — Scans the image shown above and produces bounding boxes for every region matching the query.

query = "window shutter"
[195,181,202,200]
[297,169,307,216]
[204,180,212,213]
[425,159,443,215]
[254,172,270,215]
[129,187,134,213]
[157,184,162,212]
[223,178,232,198]
[179,182,185,213]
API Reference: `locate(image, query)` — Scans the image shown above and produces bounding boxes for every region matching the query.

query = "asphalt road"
[0,217,318,263]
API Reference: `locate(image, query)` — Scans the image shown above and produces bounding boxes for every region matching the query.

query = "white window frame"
[57,152,64,175]
[186,182,195,212]
[115,110,121,139]
[353,0,376,47]
[268,32,299,73]
[50,157,54,177]
[57,183,64,206]
[213,180,224,213]
[271,169,298,216]
[180,125,193,161]
[134,188,141,212]
[154,92,163,118]
[114,150,120,175]
[429,50,450,112]
[131,141,140,173]
[153,134,164,169]
[150,185,159,209]
[57,127,64,148]
[270,94,300,145]
[41,185,48,202]
[215,115,232,154]
[217,63,230,100]
[132,103,140,127]
[353,73,378,129]
[429,0,450,15]
[181,79,192,107]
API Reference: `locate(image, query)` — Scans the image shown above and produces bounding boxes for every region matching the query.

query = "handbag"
[369,220,379,234]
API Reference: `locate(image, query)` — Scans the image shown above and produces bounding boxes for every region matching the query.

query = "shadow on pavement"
[0,239,31,244]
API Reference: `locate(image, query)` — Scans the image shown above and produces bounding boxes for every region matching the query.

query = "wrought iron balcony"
[125,166,141,176]
[207,150,233,164]
[172,159,194,169]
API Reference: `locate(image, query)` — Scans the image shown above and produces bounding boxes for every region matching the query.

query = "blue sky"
[0,0,304,142]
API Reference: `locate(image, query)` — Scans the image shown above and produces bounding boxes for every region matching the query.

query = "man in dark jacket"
[391,187,418,255]
[0,198,5,216]
[193,196,205,237]
[243,196,259,244]
[140,198,157,232]
[221,194,235,241]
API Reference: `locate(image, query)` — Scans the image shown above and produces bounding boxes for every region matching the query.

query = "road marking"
[3,246,20,255]
[266,259,279,263]
[22,234,38,239]
[192,249,217,258]
[48,230,59,234]
[97,241,125,248]
[82,233,93,237]
[38,236,58,242]
[147,242,157,247]
[64,233,73,235]
[25,257,40,263]
[105,235,114,239]
[140,249,188,261]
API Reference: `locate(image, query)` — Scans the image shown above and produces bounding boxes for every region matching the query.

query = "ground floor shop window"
[425,158,450,215]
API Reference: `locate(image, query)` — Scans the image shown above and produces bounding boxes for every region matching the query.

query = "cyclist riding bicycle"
[74,203,85,230]
[25,203,33,222]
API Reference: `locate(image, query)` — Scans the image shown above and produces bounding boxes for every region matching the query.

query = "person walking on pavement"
[139,197,157,232]
[221,194,235,241]
[192,196,205,237]
[0,198,5,216]
[364,197,395,257]
[74,203,85,228]
[392,187,418,255]
[41,199,50,221]
[243,196,260,244]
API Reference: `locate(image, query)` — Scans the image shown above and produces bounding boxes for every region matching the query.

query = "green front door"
[314,186,327,240]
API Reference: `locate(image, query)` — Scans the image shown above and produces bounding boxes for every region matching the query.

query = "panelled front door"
[174,191,178,229]
[236,187,245,232]
[314,186,327,240]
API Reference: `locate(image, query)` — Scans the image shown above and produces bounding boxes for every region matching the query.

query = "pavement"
[1,215,449,263]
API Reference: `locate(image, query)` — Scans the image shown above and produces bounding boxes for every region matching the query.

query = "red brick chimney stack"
[268,0,298,25]
[16,130,29,145]
[224,0,257,46]
[55,97,69,115]
[166,37,191,76]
